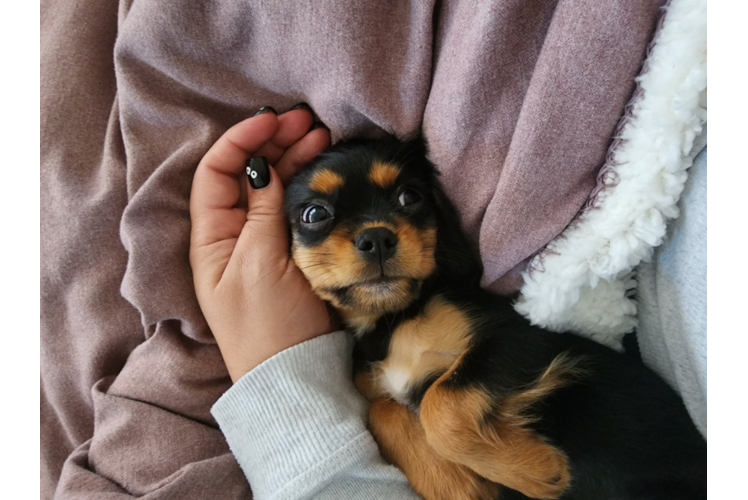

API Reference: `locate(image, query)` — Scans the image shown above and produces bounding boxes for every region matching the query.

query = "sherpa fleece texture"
[515,0,707,350]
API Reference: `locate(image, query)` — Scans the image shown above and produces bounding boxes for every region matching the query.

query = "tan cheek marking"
[394,220,437,280]
[291,227,363,291]
[379,296,473,401]
[308,169,345,194]
[369,161,401,188]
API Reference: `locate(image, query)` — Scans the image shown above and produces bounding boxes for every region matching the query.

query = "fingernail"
[253,106,277,117]
[290,102,313,114]
[310,121,330,131]
[246,157,270,189]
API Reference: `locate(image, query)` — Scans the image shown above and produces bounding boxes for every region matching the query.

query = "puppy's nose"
[355,227,398,264]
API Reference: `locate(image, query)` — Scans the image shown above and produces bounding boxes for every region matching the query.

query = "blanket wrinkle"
[514,0,706,349]
[478,0,664,292]
[42,0,667,497]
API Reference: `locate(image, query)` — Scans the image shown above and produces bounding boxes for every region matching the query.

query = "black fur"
[286,134,706,500]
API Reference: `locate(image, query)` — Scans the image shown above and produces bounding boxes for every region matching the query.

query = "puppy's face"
[285,136,441,323]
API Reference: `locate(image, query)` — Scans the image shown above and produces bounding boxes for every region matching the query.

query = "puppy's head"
[285,134,481,326]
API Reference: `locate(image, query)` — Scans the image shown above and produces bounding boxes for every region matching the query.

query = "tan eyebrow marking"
[308,169,345,194]
[369,161,401,188]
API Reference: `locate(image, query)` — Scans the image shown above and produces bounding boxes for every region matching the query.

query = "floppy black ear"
[395,133,483,286]
[429,179,484,287]
[387,132,434,175]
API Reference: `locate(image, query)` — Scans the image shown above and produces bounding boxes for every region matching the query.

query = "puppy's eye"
[398,189,422,207]
[301,205,332,224]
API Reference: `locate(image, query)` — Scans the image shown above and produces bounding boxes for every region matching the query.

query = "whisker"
[298,263,332,271]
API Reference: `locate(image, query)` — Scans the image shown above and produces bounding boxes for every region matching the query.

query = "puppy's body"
[285,135,706,500]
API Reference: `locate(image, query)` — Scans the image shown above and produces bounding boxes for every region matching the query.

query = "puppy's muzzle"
[355,227,398,265]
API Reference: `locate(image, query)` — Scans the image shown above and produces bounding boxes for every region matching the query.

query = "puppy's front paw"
[510,445,570,499]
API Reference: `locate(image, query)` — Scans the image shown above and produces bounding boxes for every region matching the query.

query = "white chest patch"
[380,366,412,403]
[374,296,473,406]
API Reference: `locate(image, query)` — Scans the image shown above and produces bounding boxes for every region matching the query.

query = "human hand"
[190,108,333,382]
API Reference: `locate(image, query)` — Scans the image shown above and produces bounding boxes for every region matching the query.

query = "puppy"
[284,135,707,500]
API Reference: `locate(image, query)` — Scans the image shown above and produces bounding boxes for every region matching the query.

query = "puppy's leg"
[419,362,570,499]
[369,397,499,500]
[354,365,386,402]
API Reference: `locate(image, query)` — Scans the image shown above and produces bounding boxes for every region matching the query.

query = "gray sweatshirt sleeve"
[211,331,422,500]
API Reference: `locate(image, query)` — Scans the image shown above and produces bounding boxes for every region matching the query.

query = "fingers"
[201,112,279,178]
[190,106,330,289]
[275,127,331,183]
[274,109,317,147]
[191,113,279,248]
[253,109,315,163]
[236,110,329,207]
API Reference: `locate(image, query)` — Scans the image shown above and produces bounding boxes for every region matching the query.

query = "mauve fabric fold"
[41,0,665,497]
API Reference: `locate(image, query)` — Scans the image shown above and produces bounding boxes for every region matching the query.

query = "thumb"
[237,157,290,258]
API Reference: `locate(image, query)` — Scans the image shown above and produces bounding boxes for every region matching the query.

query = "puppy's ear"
[394,133,483,286]
[399,132,428,156]
[391,133,435,175]
[430,180,483,287]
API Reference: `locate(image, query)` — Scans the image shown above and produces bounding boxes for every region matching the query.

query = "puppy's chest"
[369,297,474,407]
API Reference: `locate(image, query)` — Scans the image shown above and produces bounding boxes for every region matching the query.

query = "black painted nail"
[246,157,270,189]
[253,106,277,117]
[310,121,330,131]
[290,102,314,114]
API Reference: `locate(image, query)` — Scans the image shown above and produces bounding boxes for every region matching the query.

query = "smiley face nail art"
[246,156,270,189]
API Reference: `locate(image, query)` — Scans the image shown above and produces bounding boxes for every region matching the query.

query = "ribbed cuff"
[212,331,378,500]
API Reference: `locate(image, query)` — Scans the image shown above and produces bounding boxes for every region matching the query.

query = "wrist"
[218,326,335,383]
